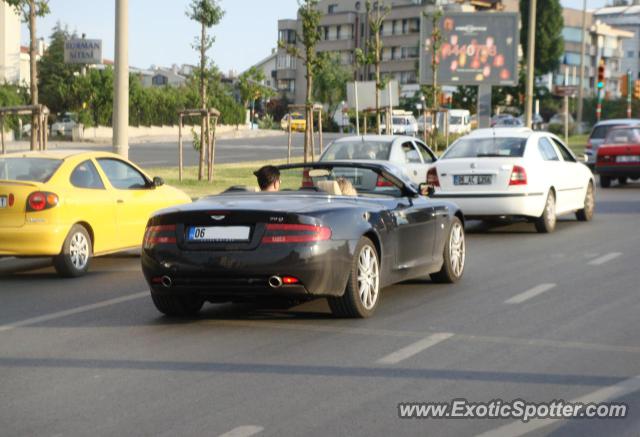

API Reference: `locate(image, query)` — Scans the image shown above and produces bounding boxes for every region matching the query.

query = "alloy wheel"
[449,222,465,278]
[69,232,89,270]
[357,246,379,310]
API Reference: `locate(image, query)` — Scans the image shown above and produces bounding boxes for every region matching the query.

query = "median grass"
[147,159,302,199]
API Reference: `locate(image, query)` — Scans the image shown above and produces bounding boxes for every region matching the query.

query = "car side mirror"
[152,176,165,187]
[419,183,435,197]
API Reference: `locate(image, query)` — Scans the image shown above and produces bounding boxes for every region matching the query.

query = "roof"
[595,5,640,16]
[331,135,417,143]
[465,128,534,138]
[593,118,640,127]
[20,46,29,54]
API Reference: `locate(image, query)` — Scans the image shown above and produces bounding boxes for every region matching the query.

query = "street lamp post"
[113,0,129,158]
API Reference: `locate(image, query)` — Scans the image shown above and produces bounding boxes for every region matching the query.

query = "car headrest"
[316,180,342,196]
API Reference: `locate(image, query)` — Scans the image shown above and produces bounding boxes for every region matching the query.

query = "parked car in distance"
[51,112,78,137]
[428,128,595,233]
[517,114,544,130]
[319,135,437,185]
[493,117,524,128]
[595,125,640,188]
[142,162,465,319]
[382,111,418,136]
[490,114,516,127]
[549,113,575,126]
[0,150,191,277]
[280,113,306,132]
[586,118,640,168]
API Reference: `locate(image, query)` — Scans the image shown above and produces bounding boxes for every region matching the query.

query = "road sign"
[419,12,519,86]
[554,85,578,97]
[64,39,102,64]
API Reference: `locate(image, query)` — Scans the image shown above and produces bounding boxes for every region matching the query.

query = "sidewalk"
[1,128,284,152]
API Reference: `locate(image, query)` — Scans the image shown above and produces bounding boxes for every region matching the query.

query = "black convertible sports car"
[141,162,465,318]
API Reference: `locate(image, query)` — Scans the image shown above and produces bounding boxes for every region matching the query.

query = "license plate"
[453,175,492,185]
[187,226,250,242]
[616,155,640,163]
[0,196,6,208]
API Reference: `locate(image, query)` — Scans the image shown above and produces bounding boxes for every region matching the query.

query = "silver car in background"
[319,135,437,185]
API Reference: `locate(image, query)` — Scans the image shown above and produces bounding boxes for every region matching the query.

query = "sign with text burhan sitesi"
[420,12,519,86]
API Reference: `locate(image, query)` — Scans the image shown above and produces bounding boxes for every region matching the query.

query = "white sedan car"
[428,128,595,233]
[319,135,437,185]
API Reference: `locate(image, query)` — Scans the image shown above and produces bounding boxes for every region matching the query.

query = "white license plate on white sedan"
[0,196,6,208]
[616,155,640,163]
[453,175,492,185]
[187,226,250,242]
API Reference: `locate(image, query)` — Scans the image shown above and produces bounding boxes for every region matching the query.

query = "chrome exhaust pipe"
[268,275,283,289]
[160,275,173,288]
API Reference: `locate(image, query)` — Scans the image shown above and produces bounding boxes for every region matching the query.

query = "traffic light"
[597,60,605,89]
[635,80,640,100]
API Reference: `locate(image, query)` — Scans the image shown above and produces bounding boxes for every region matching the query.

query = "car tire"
[328,237,380,318]
[576,182,595,222]
[600,176,611,188]
[618,177,627,185]
[151,293,204,317]
[534,191,557,233]
[53,224,92,278]
[431,217,465,284]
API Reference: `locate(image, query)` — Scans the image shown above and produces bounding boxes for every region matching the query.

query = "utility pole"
[524,0,537,128]
[113,0,129,158]
[576,0,588,133]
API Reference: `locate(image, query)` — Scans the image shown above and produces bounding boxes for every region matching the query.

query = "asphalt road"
[60,133,345,167]
[1,183,639,436]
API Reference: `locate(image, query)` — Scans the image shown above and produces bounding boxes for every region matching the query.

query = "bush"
[547,123,575,136]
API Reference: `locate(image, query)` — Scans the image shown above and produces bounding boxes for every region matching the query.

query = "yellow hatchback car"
[0,150,191,277]
[280,112,306,132]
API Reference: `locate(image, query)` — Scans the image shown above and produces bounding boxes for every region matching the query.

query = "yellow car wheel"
[53,224,92,278]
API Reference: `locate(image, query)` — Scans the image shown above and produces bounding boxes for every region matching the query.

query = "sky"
[22,0,611,74]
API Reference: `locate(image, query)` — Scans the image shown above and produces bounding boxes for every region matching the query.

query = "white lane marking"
[476,374,640,437]
[588,252,622,266]
[504,283,556,305]
[218,426,264,437]
[376,333,454,365]
[0,291,148,333]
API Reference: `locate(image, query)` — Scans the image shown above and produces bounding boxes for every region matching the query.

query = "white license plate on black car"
[187,226,250,242]
[616,155,640,163]
[0,196,6,208]
[453,175,492,185]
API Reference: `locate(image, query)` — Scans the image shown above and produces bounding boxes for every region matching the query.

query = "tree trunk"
[29,1,38,151]
[198,21,207,181]
[375,31,381,135]
[305,59,313,162]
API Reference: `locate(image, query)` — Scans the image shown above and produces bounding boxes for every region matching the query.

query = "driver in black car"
[254,165,281,192]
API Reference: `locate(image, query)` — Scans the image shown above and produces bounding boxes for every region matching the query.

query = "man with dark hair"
[253,165,281,192]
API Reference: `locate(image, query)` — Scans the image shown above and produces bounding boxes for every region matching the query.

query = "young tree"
[186,0,224,180]
[313,52,351,127]
[519,0,564,76]
[2,0,50,150]
[355,0,390,134]
[423,6,443,147]
[238,67,274,127]
[279,0,322,162]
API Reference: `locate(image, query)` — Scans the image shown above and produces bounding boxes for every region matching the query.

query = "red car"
[595,125,640,188]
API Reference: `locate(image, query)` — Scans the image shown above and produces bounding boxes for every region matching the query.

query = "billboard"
[64,39,102,64]
[419,12,519,86]
[346,80,400,111]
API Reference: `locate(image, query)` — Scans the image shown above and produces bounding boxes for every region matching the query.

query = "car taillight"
[426,167,440,187]
[262,223,331,244]
[144,224,177,248]
[376,175,394,187]
[302,169,313,187]
[282,276,299,284]
[27,191,58,212]
[509,165,527,186]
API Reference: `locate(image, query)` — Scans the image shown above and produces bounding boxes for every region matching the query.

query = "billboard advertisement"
[346,80,400,111]
[420,12,519,86]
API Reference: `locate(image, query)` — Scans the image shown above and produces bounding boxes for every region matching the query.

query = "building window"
[277,79,295,93]
[401,46,419,59]
[152,75,168,86]
[562,27,584,43]
[276,55,296,70]
[337,25,342,40]
[279,29,296,44]
[328,4,337,14]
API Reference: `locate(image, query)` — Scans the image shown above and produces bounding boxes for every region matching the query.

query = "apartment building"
[594,2,640,83]
[548,7,633,99]
[276,0,466,103]
[0,3,22,85]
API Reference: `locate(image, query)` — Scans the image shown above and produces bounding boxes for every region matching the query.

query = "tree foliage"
[520,0,564,76]
[238,66,274,108]
[313,52,351,122]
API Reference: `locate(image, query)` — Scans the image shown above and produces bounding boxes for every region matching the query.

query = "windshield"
[604,128,640,144]
[0,157,63,182]
[591,124,623,140]
[450,116,463,125]
[276,165,404,198]
[442,137,527,159]
[320,140,392,161]
[291,114,304,120]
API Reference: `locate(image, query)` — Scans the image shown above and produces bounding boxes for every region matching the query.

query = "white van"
[418,109,471,135]
[382,111,418,136]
